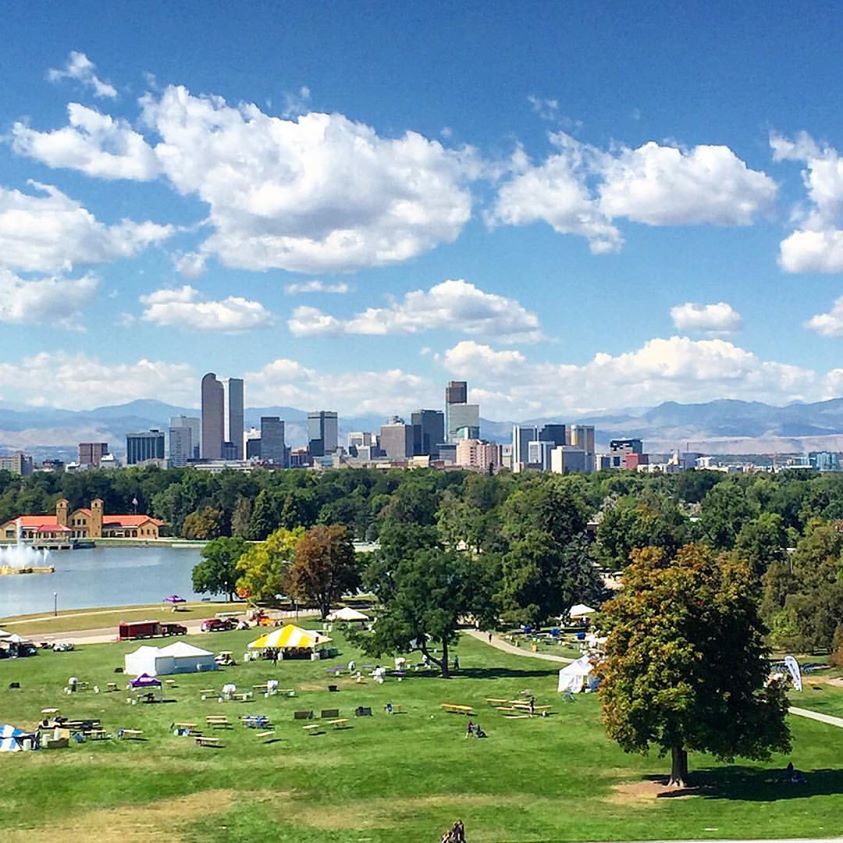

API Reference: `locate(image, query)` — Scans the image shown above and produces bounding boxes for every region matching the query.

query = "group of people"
[440,819,466,842]
[464,720,486,738]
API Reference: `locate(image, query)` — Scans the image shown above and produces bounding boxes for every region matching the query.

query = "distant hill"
[3,397,843,459]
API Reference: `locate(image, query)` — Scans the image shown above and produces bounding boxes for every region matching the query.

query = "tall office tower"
[455,439,502,472]
[78,442,108,467]
[568,424,596,472]
[445,380,467,405]
[201,373,224,460]
[170,415,201,459]
[307,410,338,457]
[609,437,644,469]
[511,424,538,471]
[168,426,193,467]
[260,416,286,464]
[539,424,566,447]
[550,446,587,474]
[527,439,555,471]
[223,377,245,460]
[379,417,414,460]
[444,380,479,442]
[411,409,445,456]
[126,430,166,465]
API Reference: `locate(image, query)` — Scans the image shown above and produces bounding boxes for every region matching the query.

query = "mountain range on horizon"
[5,397,843,461]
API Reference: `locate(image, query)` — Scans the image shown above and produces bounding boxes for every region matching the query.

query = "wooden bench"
[485,698,508,706]
[293,710,314,720]
[85,729,109,739]
[320,708,340,719]
[200,689,218,700]
[118,729,143,739]
[256,730,276,741]
[232,692,253,702]
[441,703,474,715]
[174,722,196,730]
[302,724,322,734]
[328,718,349,729]
[196,736,224,748]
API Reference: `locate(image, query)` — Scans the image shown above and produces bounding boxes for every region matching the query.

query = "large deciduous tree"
[286,524,359,619]
[181,506,224,540]
[235,526,304,603]
[192,536,247,601]
[599,544,790,788]
[498,477,599,626]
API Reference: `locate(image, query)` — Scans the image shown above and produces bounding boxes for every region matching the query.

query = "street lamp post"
[53,592,57,617]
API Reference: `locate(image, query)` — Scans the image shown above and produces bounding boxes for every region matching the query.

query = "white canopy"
[326,607,369,622]
[248,624,332,650]
[569,603,596,619]
[124,642,216,677]
[558,656,595,694]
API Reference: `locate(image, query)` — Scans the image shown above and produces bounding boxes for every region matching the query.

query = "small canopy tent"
[0,724,34,752]
[130,673,162,688]
[558,656,596,694]
[248,624,332,657]
[568,604,596,620]
[326,607,369,623]
[124,642,216,677]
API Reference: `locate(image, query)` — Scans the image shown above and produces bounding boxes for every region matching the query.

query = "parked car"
[52,642,75,652]
[160,623,188,636]
[201,618,238,632]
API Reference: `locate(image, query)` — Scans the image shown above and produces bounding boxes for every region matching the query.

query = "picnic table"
[328,718,349,729]
[302,724,322,734]
[117,729,143,740]
[441,703,475,715]
[85,729,109,740]
[196,736,224,748]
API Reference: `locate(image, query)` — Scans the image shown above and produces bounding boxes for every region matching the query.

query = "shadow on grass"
[455,666,558,681]
[646,766,843,801]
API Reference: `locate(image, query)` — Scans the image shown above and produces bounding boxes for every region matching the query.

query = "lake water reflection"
[0,546,204,617]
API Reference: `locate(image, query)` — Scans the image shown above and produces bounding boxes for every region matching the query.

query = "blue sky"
[2,1,843,419]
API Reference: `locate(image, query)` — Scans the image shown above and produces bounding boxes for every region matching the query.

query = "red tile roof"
[102,515,164,528]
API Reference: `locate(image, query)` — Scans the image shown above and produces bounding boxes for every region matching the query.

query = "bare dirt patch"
[609,779,700,804]
[3,788,237,842]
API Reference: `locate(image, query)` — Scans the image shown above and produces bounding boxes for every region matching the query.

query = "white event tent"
[326,607,370,623]
[568,604,596,620]
[558,656,596,694]
[124,642,217,677]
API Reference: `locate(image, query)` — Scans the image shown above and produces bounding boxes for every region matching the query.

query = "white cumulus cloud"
[805,295,843,336]
[0,353,195,409]
[772,131,843,273]
[0,270,98,329]
[491,132,775,253]
[12,104,159,180]
[442,336,814,418]
[140,86,477,273]
[139,285,273,332]
[47,51,117,99]
[670,302,742,334]
[0,182,173,273]
[284,280,350,294]
[287,279,543,343]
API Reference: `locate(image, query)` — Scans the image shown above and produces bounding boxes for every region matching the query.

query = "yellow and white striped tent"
[247,623,332,651]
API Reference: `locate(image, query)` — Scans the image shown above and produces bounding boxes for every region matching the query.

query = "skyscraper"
[568,425,596,472]
[512,424,538,471]
[168,426,193,467]
[539,424,566,447]
[170,415,201,459]
[201,373,224,460]
[308,411,338,456]
[79,442,108,467]
[411,409,445,457]
[126,430,165,465]
[379,418,414,460]
[261,416,286,464]
[224,377,245,459]
[444,380,479,442]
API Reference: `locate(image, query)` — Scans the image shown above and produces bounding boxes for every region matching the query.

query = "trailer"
[117,620,187,641]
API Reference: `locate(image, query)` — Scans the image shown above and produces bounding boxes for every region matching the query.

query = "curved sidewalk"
[464,628,575,664]
[789,706,843,729]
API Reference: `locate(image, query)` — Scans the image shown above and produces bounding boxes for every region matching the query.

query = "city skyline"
[5,6,843,420]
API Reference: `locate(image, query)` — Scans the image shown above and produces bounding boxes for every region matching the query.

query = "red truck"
[117,620,188,641]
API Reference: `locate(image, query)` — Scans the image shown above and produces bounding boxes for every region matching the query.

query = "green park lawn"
[796,677,843,719]
[0,628,841,842]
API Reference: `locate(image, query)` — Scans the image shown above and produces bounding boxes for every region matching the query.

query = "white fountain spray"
[0,532,51,569]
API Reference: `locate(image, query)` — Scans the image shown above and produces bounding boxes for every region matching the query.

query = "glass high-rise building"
[261,416,287,464]
[126,430,165,465]
[224,378,245,460]
[201,373,224,460]
[411,409,445,457]
[170,415,200,459]
[308,411,338,456]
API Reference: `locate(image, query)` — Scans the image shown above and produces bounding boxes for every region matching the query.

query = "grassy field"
[0,602,248,635]
[797,677,843,718]
[0,628,841,842]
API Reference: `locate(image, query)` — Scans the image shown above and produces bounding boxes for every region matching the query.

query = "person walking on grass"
[453,654,460,672]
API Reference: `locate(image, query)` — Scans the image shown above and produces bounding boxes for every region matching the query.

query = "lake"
[0,545,204,617]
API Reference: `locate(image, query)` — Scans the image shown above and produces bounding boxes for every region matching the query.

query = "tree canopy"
[192,536,247,601]
[599,544,791,787]
[235,526,304,603]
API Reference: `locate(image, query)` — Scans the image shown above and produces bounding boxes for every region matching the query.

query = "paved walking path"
[468,630,843,732]
[789,706,843,729]
[465,628,575,664]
